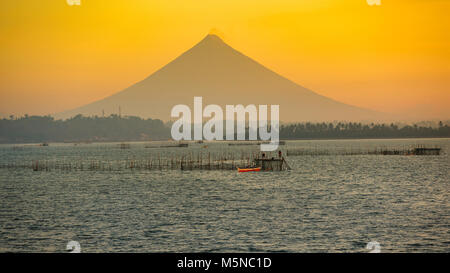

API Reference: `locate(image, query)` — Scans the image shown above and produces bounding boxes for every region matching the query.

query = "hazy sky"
[0,0,449,120]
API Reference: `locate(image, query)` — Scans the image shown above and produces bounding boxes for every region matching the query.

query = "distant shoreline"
[1,116,449,144]
[2,137,449,146]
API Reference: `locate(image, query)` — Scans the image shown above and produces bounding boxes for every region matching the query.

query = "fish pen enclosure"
[0,150,289,172]
[286,144,442,156]
[411,145,441,155]
[1,142,442,173]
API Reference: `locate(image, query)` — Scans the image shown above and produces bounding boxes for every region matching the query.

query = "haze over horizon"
[1,0,449,120]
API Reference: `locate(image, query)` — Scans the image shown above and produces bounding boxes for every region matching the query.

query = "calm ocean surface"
[0,139,448,252]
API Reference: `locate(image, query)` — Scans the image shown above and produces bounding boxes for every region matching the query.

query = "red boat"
[237,167,261,172]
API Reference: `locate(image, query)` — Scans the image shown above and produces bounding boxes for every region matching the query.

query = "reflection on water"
[0,139,449,252]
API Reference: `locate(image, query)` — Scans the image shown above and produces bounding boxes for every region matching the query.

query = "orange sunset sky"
[0,0,449,120]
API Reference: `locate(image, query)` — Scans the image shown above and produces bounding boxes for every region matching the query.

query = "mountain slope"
[55,34,383,122]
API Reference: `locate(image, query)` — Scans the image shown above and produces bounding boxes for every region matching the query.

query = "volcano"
[55,34,383,122]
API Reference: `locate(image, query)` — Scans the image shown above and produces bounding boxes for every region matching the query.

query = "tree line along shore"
[0,114,449,144]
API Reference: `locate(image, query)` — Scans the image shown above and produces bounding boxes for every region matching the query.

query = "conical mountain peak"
[191,33,234,53]
[202,34,225,43]
[55,33,383,122]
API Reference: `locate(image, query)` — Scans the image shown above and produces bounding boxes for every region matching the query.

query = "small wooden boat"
[237,167,261,173]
